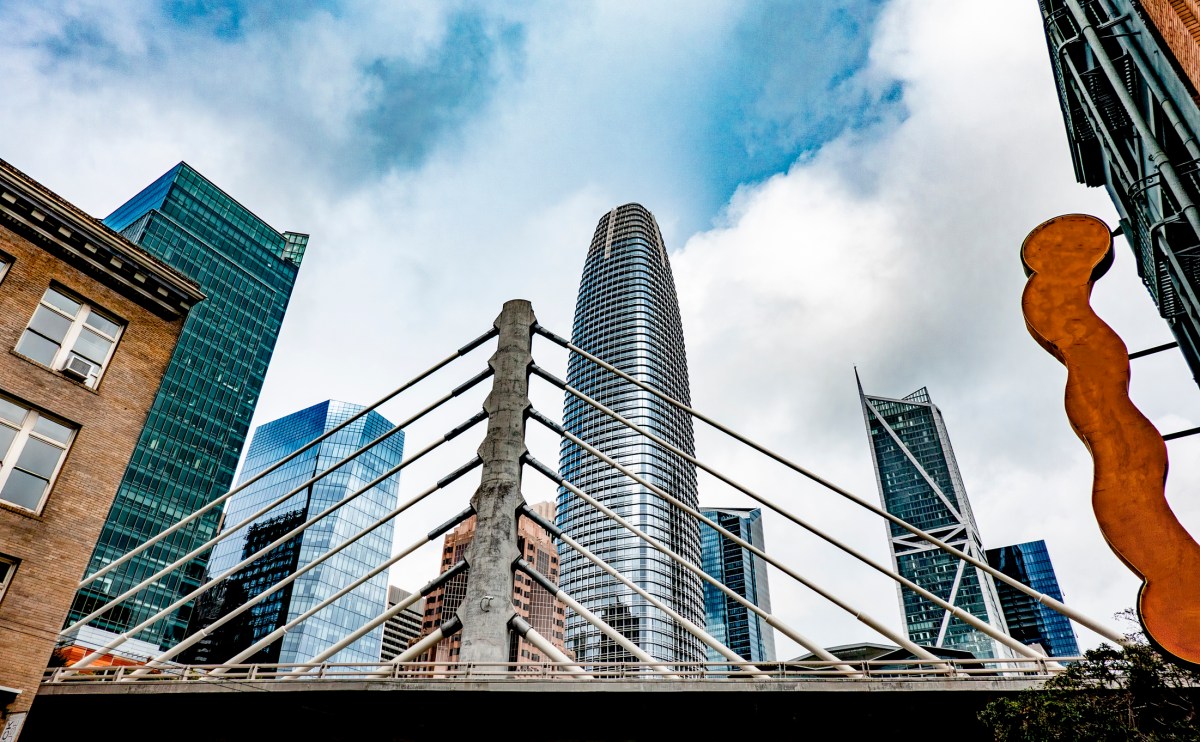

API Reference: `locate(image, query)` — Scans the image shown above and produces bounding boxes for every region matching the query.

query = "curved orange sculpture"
[1021,213,1200,667]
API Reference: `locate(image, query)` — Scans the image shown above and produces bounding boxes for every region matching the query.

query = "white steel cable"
[65,383,488,636]
[516,504,769,676]
[132,484,477,676]
[534,326,1127,647]
[514,557,678,678]
[204,500,475,674]
[533,370,998,665]
[286,561,470,677]
[67,415,485,670]
[79,327,497,589]
[538,410,1038,664]
[523,451,861,676]
[509,615,591,678]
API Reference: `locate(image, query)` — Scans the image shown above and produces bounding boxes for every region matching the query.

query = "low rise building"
[0,159,202,735]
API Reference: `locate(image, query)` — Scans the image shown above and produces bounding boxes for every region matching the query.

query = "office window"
[0,555,16,604]
[15,286,124,388]
[0,396,75,513]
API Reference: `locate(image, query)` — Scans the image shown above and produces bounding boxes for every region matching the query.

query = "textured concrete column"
[457,300,535,669]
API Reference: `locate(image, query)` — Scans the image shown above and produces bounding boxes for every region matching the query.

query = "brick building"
[416,502,568,666]
[0,160,202,734]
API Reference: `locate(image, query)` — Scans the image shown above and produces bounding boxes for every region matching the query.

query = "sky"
[3,0,1199,661]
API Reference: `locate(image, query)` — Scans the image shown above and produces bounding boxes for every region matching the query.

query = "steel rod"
[78,329,495,589]
[515,557,677,677]
[517,504,765,675]
[287,561,470,676]
[150,494,476,676]
[534,325,1127,646]
[65,384,485,636]
[534,367,957,665]
[532,444,883,672]
[510,615,591,678]
[67,415,486,669]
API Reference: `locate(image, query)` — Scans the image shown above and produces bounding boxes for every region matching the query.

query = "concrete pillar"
[456,300,535,669]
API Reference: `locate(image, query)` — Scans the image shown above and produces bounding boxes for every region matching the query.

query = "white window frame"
[0,397,76,514]
[16,285,124,389]
[0,555,17,605]
[0,255,10,284]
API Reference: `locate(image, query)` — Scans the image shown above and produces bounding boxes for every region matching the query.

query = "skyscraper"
[66,162,305,652]
[858,379,1013,659]
[381,586,424,662]
[556,203,705,665]
[985,540,1081,658]
[184,400,403,665]
[1038,0,1200,386]
[417,502,567,666]
[699,507,776,663]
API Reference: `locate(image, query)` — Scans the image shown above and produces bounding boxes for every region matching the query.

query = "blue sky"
[2,0,1198,659]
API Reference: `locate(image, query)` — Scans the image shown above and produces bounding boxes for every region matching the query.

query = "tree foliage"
[979,614,1200,740]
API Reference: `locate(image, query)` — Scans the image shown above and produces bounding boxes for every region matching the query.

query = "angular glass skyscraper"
[556,203,705,665]
[985,540,1080,658]
[185,400,403,665]
[67,163,305,650]
[699,507,776,663]
[858,379,1013,659]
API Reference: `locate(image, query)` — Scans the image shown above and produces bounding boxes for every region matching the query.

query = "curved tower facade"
[556,203,705,665]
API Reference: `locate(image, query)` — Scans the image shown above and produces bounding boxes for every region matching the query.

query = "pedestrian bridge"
[38,300,1138,740]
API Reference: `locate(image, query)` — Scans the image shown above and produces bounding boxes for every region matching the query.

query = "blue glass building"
[985,540,1080,658]
[557,203,706,665]
[858,380,1013,659]
[187,400,403,665]
[699,507,776,663]
[67,163,305,650]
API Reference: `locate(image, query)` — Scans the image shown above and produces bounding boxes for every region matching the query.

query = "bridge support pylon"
[456,299,536,671]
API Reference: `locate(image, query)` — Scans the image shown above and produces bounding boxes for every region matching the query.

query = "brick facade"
[0,167,198,722]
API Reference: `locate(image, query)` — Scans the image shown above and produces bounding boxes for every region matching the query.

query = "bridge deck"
[26,676,1053,741]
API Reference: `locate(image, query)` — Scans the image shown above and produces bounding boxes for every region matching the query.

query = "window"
[16,286,123,388]
[0,255,9,284]
[0,555,16,604]
[0,396,75,512]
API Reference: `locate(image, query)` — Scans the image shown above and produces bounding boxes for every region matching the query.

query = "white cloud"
[674,0,1200,657]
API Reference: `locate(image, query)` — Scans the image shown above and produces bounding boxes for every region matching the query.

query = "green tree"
[979,613,1200,740]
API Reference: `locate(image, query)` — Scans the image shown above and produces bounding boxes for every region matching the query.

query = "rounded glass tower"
[556,203,705,665]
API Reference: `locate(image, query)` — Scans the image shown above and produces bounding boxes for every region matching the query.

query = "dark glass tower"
[185,401,403,665]
[699,507,776,663]
[985,540,1080,658]
[67,163,305,650]
[858,379,1012,659]
[1038,0,1200,388]
[556,203,705,665]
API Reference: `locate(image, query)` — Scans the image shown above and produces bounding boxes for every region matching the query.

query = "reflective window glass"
[15,332,59,366]
[42,289,80,317]
[0,394,75,512]
[16,287,124,387]
[1,469,46,510]
[32,417,72,444]
[84,311,121,338]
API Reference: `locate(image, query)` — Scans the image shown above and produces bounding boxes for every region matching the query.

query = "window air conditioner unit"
[62,354,97,381]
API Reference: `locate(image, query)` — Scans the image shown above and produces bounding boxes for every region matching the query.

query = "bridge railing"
[44,656,1083,685]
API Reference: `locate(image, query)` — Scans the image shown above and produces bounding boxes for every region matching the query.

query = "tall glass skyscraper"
[67,163,305,650]
[699,507,776,663]
[185,400,403,665]
[985,540,1080,658]
[858,380,1013,659]
[556,203,705,665]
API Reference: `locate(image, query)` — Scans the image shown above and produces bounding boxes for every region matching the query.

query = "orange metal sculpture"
[1021,213,1200,667]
